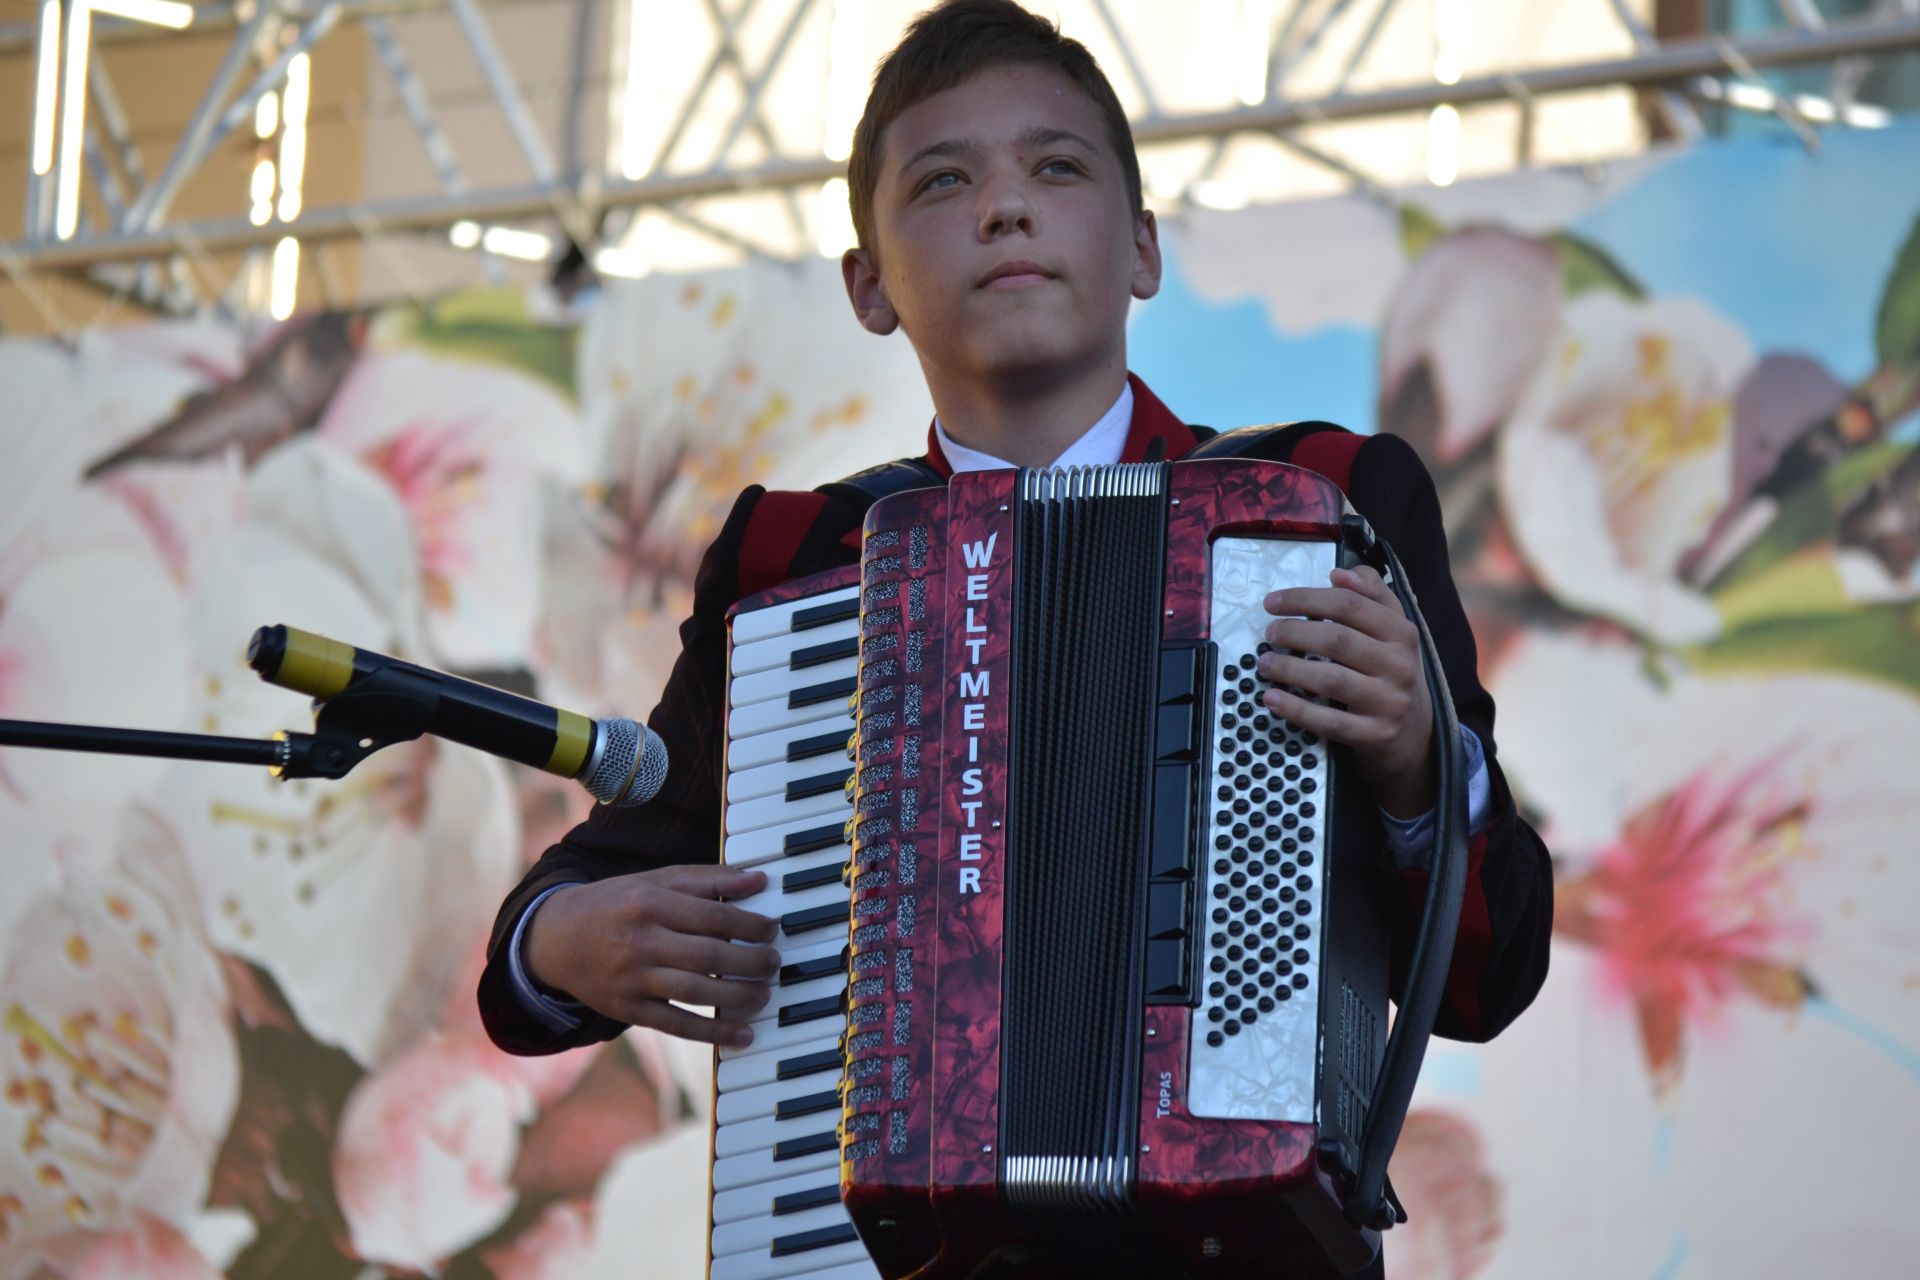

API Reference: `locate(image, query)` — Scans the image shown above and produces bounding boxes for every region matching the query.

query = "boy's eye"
[922,171,962,192]
[1041,159,1081,176]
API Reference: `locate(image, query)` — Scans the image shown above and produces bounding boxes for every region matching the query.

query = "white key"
[728,753,854,806]
[730,618,860,678]
[716,1030,840,1091]
[732,655,860,710]
[732,587,859,646]
[726,712,856,772]
[725,815,850,869]
[712,1168,843,1225]
[713,1201,854,1258]
[737,876,849,926]
[726,997,850,1057]
[750,972,848,1029]
[712,1135,837,1193]
[717,1068,844,1126]
[716,1108,839,1161]
[730,692,857,743]
[709,1235,871,1280]
[726,786,850,837]
[739,845,850,898]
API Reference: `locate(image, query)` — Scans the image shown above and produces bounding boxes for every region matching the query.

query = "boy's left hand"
[1258,566,1434,820]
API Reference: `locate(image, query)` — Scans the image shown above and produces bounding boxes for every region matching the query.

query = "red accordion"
[713,458,1415,1280]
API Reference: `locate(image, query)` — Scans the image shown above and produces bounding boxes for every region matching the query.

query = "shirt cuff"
[1378,725,1492,871]
[508,883,587,1034]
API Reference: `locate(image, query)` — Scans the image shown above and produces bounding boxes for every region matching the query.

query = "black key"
[773,1129,839,1162]
[780,903,846,936]
[782,861,846,893]
[771,1184,842,1216]
[776,1046,844,1080]
[779,949,847,986]
[783,823,844,856]
[792,597,859,632]
[786,729,850,763]
[771,1220,860,1256]
[790,676,858,710]
[774,1088,841,1120]
[791,636,860,669]
[779,993,847,1027]
[785,766,855,801]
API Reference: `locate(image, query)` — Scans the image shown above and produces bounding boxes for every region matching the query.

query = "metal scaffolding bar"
[8,11,1920,271]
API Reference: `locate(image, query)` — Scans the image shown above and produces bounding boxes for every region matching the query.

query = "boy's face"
[842,62,1160,393]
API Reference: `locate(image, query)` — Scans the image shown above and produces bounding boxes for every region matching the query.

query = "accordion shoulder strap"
[1184,421,1364,496]
[816,457,946,512]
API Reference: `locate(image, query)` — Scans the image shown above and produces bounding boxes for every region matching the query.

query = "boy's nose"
[977,176,1037,239]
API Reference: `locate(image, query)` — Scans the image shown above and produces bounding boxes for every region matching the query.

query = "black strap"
[1184,420,1349,461]
[815,456,945,512]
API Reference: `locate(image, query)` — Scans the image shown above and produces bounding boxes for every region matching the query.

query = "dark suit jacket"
[478,374,1552,1056]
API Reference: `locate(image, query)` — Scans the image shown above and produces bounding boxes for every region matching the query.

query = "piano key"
[773,1220,862,1258]
[729,691,855,742]
[712,1201,855,1258]
[724,815,850,869]
[730,617,860,678]
[777,944,846,984]
[716,1030,840,1090]
[725,785,850,838]
[712,1133,837,1192]
[727,996,850,1056]
[775,991,846,1029]
[749,972,846,1027]
[713,1168,843,1225]
[726,753,853,805]
[717,1069,846,1126]
[731,587,860,647]
[732,655,859,711]
[734,875,849,925]
[771,1183,844,1216]
[710,1231,870,1280]
[726,708,854,772]
[782,859,845,894]
[715,1108,835,1160]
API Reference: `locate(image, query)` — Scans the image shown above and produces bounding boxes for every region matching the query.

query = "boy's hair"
[846,0,1145,252]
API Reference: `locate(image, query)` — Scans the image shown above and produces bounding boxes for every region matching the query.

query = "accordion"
[709,457,1418,1280]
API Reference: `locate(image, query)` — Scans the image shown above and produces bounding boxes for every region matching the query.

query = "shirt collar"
[932,382,1135,474]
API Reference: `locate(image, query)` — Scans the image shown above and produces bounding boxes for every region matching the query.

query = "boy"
[481,0,1551,1269]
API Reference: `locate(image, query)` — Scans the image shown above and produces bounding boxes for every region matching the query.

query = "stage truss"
[2,0,1917,332]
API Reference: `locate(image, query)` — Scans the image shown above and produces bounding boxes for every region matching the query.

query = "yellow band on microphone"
[546,708,594,778]
[275,627,358,699]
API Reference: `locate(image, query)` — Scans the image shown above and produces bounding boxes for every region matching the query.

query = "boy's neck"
[928,359,1131,469]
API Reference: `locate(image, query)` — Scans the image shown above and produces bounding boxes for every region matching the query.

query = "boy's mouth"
[978,260,1057,289]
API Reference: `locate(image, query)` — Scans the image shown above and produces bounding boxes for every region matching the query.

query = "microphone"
[246,624,668,807]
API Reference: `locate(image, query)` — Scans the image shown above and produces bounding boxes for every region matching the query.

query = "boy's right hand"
[522,865,781,1048]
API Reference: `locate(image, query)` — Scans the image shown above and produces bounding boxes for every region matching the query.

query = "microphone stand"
[0,665,451,780]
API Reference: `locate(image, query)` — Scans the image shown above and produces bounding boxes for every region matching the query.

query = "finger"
[1257,651,1381,713]
[1263,617,1396,674]
[655,864,769,901]
[1265,584,1406,645]
[624,999,757,1049]
[639,967,774,1017]
[1331,564,1398,608]
[1260,686,1383,752]
[646,889,779,944]
[655,931,783,981]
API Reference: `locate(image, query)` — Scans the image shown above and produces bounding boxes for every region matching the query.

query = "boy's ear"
[842,247,899,336]
[1130,208,1163,302]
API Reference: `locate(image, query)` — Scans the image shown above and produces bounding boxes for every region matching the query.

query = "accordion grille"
[1001,464,1168,1217]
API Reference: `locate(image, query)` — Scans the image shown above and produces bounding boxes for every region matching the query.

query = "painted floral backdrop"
[4,117,1918,1278]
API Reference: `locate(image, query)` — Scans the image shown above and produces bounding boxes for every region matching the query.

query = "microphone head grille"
[581,719,668,807]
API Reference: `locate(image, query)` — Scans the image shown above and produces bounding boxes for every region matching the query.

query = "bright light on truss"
[54,0,92,239]
[1425,104,1460,186]
[89,0,193,28]
[256,89,279,139]
[270,236,301,320]
[449,220,482,249]
[822,0,868,162]
[594,244,653,278]
[31,0,60,176]
[251,159,276,225]
[1720,81,1892,128]
[278,52,311,222]
[1236,0,1272,107]
[817,178,856,257]
[481,225,553,261]
[618,0,693,180]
